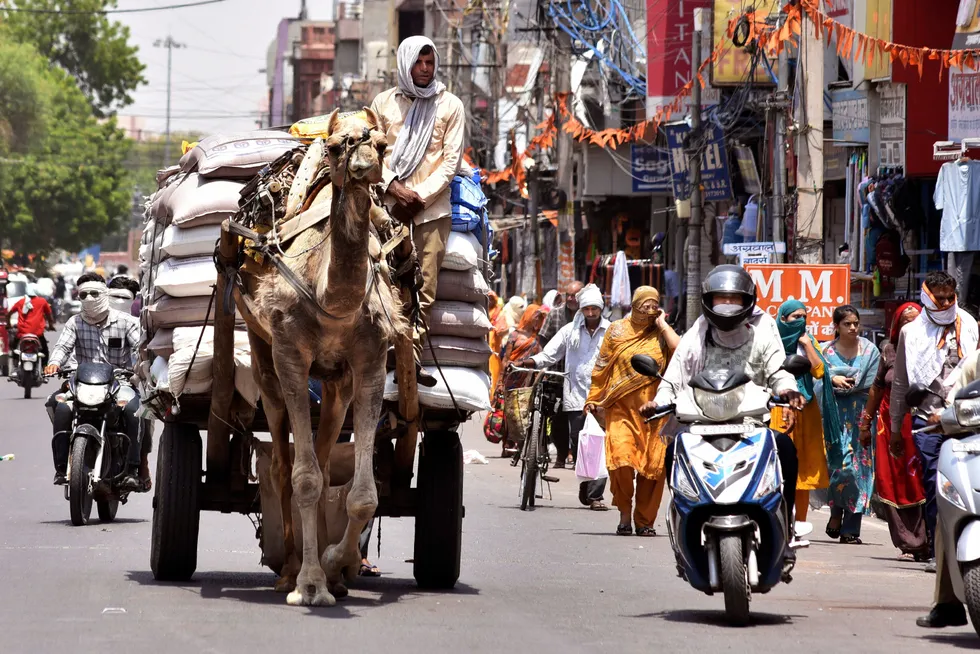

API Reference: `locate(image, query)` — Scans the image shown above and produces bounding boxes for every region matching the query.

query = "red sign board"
[744,264,851,342]
[646,0,712,110]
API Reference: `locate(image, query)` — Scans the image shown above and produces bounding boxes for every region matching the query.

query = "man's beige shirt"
[370,87,465,225]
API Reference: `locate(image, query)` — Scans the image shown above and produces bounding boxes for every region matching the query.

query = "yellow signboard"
[865,0,892,80]
[711,0,779,86]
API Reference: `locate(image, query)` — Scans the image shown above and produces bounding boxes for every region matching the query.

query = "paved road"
[0,372,973,653]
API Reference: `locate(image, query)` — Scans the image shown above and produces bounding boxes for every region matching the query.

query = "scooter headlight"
[693,386,746,422]
[672,460,701,500]
[956,397,980,429]
[753,453,781,499]
[938,470,968,511]
[75,382,108,406]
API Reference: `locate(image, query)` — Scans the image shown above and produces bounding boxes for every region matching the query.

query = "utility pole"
[684,8,704,331]
[527,79,544,303]
[154,35,185,167]
[796,3,824,264]
[554,32,574,292]
[772,22,790,263]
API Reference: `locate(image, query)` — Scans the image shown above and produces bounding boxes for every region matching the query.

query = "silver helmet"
[700,264,757,332]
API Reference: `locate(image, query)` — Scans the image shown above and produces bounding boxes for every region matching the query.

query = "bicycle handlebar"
[509,365,567,377]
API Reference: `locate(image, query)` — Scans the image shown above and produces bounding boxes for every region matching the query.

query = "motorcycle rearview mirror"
[905,383,931,409]
[631,354,662,379]
[780,354,811,378]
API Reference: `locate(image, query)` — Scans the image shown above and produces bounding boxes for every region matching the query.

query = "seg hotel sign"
[830,89,870,144]
[744,264,851,341]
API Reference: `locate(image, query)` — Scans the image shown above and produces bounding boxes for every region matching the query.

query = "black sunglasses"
[78,290,104,300]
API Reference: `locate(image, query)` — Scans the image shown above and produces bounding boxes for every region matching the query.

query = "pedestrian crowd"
[483,269,980,629]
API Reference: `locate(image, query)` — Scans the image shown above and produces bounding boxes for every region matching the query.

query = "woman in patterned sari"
[821,305,881,544]
[859,302,929,559]
[484,304,549,456]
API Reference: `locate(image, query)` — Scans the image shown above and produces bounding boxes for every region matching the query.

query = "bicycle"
[508,366,567,511]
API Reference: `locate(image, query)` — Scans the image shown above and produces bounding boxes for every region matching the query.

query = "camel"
[243,109,408,606]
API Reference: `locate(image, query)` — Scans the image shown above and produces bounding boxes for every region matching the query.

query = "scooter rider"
[639,265,805,525]
[42,272,146,491]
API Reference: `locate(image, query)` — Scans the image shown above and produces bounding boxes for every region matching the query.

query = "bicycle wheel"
[521,416,539,511]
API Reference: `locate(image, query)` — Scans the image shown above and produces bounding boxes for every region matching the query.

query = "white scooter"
[908,378,980,637]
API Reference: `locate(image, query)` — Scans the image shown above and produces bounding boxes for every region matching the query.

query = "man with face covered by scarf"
[891,271,979,594]
[43,272,146,490]
[370,36,465,386]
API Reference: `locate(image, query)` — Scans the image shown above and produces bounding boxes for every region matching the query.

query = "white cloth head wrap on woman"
[570,284,604,350]
[78,281,110,325]
[388,36,447,181]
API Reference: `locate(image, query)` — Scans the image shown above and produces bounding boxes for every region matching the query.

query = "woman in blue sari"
[820,305,881,544]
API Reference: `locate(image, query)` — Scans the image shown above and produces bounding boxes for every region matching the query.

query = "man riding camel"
[370,35,466,387]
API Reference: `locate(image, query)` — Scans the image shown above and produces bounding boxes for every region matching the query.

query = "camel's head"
[324,108,387,185]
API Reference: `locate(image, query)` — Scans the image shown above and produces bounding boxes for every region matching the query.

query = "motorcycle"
[908,379,980,637]
[52,363,138,526]
[8,333,45,398]
[630,353,810,626]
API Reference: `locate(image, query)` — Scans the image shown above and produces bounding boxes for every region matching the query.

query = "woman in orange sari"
[484,304,550,456]
[489,296,526,392]
[586,287,680,536]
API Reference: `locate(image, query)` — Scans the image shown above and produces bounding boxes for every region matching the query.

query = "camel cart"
[147,137,484,593]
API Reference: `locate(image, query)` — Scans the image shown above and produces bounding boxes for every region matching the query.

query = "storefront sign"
[646,0,713,113]
[744,264,851,341]
[733,145,762,195]
[630,144,672,193]
[953,0,980,50]
[723,241,786,256]
[824,141,848,181]
[739,252,771,265]
[878,83,906,168]
[710,0,778,86]
[949,70,980,141]
[831,89,870,143]
[666,122,733,202]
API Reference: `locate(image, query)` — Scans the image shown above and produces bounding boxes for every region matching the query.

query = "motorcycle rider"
[42,273,146,490]
[7,283,56,361]
[914,345,980,629]
[640,265,805,530]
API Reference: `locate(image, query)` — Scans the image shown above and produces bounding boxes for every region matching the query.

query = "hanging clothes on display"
[934,158,980,302]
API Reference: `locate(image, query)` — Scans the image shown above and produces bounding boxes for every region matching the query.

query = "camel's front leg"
[273,347,333,607]
[324,364,382,584]
[314,377,353,597]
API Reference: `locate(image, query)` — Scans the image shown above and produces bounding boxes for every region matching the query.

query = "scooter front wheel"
[719,533,751,626]
[963,562,980,637]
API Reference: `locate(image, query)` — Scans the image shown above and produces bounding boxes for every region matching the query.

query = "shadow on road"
[917,633,980,650]
[126,570,479,615]
[38,518,148,526]
[635,608,801,627]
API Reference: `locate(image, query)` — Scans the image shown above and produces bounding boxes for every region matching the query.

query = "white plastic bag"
[575,413,608,482]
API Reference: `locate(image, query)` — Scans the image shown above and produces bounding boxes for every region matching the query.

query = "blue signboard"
[630,144,672,193]
[830,88,869,143]
[665,122,733,202]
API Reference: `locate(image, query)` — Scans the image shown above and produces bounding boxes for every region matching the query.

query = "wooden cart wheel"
[150,422,202,581]
[413,429,463,590]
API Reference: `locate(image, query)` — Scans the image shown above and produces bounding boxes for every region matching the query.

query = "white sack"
[179,131,300,178]
[154,256,216,298]
[442,231,481,271]
[435,268,489,303]
[161,224,222,259]
[428,301,493,338]
[384,366,491,412]
[166,173,244,228]
[420,335,491,368]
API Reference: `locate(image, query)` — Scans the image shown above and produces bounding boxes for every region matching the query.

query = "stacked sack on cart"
[383,169,494,413]
[137,131,301,414]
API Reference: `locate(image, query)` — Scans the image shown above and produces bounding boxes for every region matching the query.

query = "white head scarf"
[570,284,605,350]
[388,36,447,181]
[108,288,135,314]
[78,281,110,325]
[21,283,36,314]
[542,289,559,309]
